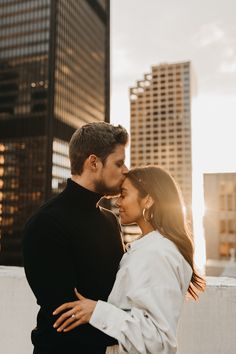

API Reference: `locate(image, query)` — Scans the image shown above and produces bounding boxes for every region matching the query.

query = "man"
[23,122,128,354]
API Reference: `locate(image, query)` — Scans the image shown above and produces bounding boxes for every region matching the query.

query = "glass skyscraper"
[0,0,110,265]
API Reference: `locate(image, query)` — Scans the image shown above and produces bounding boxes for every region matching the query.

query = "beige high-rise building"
[204,173,236,260]
[130,61,193,217]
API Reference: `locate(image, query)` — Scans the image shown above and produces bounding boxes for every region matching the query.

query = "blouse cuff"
[89,300,129,339]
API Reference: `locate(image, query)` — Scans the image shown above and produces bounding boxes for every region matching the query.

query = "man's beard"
[94,179,121,197]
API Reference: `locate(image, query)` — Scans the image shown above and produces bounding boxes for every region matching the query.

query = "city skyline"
[111,0,236,174]
[110,0,236,270]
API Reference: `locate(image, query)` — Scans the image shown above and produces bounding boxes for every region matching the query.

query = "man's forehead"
[110,145,125,158]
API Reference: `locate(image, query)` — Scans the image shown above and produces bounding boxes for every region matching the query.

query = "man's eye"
[116,162,124,167]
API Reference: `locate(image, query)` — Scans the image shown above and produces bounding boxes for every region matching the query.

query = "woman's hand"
[53,288,97,332]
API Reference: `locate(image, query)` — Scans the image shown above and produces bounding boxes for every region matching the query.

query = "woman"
[53,166,205,354]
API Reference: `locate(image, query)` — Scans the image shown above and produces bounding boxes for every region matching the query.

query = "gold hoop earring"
[142,208,149,222]
[143,207,154,223]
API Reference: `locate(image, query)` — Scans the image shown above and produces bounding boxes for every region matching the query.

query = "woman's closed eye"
[116,160,125,168]
[120,192,128,199]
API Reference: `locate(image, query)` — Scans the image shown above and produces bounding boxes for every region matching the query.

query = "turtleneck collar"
[63,178,103,210]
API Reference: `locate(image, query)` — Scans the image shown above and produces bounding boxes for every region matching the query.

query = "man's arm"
[23,212,76,315]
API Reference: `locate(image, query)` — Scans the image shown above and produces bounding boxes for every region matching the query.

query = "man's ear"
[85,154,100,170]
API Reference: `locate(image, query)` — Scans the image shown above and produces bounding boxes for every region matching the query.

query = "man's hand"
[53,289,97,332]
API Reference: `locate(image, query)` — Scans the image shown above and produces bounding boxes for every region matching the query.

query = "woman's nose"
[122,164,129,174]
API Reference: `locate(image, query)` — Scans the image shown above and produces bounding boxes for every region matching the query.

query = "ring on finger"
[71,313,76,318]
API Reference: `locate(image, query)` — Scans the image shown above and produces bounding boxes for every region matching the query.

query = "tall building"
[204,173,236,260]
[130,61,193,219]
[0,0,110,265]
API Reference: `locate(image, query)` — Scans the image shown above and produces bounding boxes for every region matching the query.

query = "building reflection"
[0,0,110,265]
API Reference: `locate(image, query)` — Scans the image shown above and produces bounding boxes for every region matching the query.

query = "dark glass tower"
[0,0,110,265]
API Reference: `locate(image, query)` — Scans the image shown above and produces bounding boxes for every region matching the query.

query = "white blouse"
[90,230,192,354]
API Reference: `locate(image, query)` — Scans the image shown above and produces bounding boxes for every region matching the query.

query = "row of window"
[131,127,190,133]
[131,149,190,158]
[0,7,50,26]
[152,77,189,84]
[0,42,49,59]
[131,112,190,119]
[152,71,190,78]
[131,95,189,103]
[131,128,190,135]
[0,0,50,14]
[131,145,184,151]
[0,18,49,36]
[219,194,236,211]
[220,219,236,233]
[0,30,49,48]
[131,85,189,96]
[132,103,187,109]
[131,116,189,123]
[131,156,191,164]
[152,63,190,71]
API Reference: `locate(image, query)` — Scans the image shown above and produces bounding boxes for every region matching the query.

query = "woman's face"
[116,177,145,225]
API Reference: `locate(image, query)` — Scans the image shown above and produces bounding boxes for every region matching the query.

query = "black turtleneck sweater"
[23,179,124,354]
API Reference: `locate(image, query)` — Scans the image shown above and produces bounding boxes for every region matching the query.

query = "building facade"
[204,173,236,260]
[130,62,193,219]
[0,0,110,265]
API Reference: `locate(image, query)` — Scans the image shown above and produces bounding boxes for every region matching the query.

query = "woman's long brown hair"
[126,166,205,300]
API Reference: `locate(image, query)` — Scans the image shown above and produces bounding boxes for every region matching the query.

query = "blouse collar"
[126,230,163,253]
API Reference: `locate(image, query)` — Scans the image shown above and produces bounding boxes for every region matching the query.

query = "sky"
[110,0,236,174]
[110,0,236,269]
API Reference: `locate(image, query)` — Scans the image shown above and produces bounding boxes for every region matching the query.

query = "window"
[220,220,226,233]
[228,194,233,211]
[228,220,235,234]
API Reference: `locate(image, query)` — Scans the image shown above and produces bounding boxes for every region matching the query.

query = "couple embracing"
[23,122,205,354]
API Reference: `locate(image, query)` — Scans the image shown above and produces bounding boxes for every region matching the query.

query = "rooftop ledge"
[1,264,236,284]
[1,266,236,354]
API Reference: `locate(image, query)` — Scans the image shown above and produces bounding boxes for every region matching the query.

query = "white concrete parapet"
[0,266,38,354]
[178,276,236,354]
[0,267,236,354]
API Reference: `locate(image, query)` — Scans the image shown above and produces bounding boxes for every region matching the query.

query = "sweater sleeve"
[23,212,77,314]
[89,250,188,354]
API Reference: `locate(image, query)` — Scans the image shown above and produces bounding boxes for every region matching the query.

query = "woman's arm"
[53,250,190,354]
